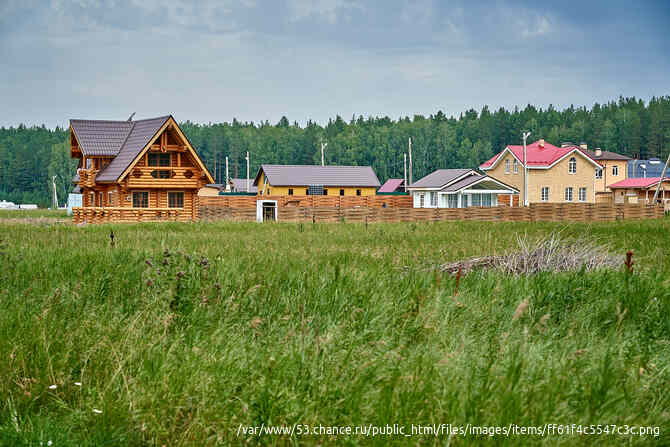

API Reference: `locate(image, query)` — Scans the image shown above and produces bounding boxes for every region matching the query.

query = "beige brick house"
[479,139,606,204]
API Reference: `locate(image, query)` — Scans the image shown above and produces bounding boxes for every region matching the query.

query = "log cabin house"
[70,115,213,223]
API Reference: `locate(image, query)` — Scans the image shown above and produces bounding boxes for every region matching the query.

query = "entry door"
[262,202,276,222]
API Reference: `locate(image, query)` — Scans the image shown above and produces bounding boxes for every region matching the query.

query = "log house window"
[288,188,293,195]
[356,189,361,196]
[324,188,328,195]
[612,165,619,176]
[148,153,171,167]
[340,189,344,196]
[133,191,149,208]
[99,192,104,207]
[168,192,184,208]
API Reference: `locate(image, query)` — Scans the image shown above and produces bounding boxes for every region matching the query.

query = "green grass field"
[1,218,669,446]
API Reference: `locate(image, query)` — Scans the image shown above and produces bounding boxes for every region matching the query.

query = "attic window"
[183,170,194,179]
[148,153,170,167]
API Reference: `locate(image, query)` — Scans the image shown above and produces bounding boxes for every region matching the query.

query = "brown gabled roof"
[583,149,631,161]
[93,116,170,183]
[254,165,381,187]
[70,119,133,156]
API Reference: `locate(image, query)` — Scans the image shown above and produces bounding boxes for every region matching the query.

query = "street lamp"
[522,131,531,206]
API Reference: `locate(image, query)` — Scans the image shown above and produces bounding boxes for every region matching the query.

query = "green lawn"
[0,219,669,446]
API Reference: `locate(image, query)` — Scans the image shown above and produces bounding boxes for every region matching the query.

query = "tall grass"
[0,219,669,445]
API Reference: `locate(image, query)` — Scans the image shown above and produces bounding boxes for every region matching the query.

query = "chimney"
[539,139,545,148]
[595,148,602,157]
[561,142,573,148]
[580,142,588,150]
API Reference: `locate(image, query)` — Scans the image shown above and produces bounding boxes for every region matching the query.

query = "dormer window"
[505,159,510,174]
[513,159,519,174]
[568,157,577,174]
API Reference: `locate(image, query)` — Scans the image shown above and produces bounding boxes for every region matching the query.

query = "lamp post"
[522,131,531,206]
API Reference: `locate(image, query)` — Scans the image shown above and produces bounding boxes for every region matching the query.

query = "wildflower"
[93,408,102,414]
[201,297,209,305]
[48,384,57,389]
[176,271,185,279]
[48,441,53,446]
[145,259,153,267]
[146,279,153,287]
[163,248,171,257]
[74,382,82,387]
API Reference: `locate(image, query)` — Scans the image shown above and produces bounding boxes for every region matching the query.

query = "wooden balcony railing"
[72,207,195,224]
[77,168,98,188]
[126,167,202,188]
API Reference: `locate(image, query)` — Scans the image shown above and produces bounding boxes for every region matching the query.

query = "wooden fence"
[198,195,413,209]
[199,203,665,223]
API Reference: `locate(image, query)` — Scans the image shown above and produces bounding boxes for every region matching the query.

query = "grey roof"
[443,175,518,193]
[231,178,258,193]
[409,169,474,188]
[70,119,133,156]
[95,116,170,182]
[254,165,381,187]
[584,149,630,161]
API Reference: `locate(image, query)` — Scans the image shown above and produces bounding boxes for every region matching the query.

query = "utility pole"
[225,156,229,191]
[522,131,531,206]
[246,151,250,193]
[52,175,58,209]
[403,153,408,191]
[408,137,413,186]
[652,150,670,204]
[321,141,327,166]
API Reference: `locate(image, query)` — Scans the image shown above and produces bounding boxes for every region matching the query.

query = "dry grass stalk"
[437,233,620,276]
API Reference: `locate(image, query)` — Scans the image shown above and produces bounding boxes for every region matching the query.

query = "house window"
[168,192,184,208]
[288,188,293,196]
[107,191,113,206]
[481,194,492,207]
[324,188,328,196]
[99,192,104,207]
[419,193,425,208]
[88,192,94,207]
[430,192,437,207]
[568,157,577,174]
[267,188,271,195]
[447,194,458,208]
[340,189,344,196]
[305,189,309,195]
[505,159,510,174]
[565,187,573,202]
[541,187,549,202]
[513,159,519,174]
[356,189,361,196]
[595,168,603,179]
[148,153,170,167]
[132,191,149,208]
[471,194,481,207]
[579,187,587,202]
[150,170,171,179]
[612,165,619,176]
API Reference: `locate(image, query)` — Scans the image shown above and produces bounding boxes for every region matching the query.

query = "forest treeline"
[1,96,669,206]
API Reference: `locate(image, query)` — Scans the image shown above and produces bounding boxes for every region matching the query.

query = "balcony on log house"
[126,166,202,188]
[78,168,98,188]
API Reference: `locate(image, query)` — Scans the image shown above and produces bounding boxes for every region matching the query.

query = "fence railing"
[199,203,665,223]
[198,195,413,209]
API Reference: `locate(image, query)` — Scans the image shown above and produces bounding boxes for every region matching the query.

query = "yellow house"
[583,147,630,192]
[480,139,605,204]
[253,165,380,196]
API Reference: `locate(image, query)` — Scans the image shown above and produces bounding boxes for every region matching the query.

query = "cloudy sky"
[1,0,668,128]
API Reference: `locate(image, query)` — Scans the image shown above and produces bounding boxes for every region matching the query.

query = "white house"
[407,169,518,208]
